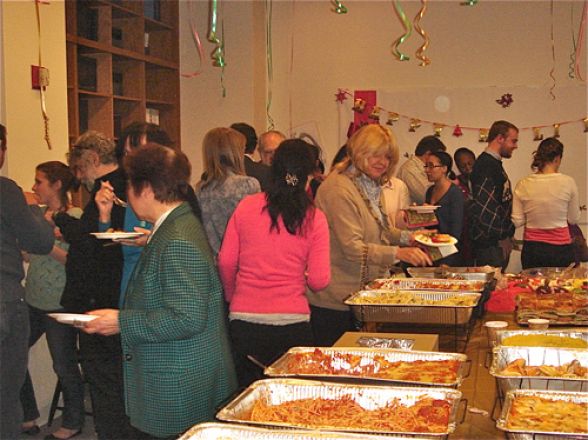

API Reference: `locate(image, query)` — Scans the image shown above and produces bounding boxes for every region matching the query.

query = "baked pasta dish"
[250,395,452,434]
[367,278,485,292]
[348,291,478,307]
[506,395,588,433]
[499,358,588,378]
[283,348,460,384]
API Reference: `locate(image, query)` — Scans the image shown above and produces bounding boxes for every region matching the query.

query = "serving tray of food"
[407,266,498,282]
[179,423,425,440]
[264,347,469,387]
[495,329,588,348]
[496,389,588,439]
[216,378,462,437]
[366,277,486,292]
[344,290,481,325]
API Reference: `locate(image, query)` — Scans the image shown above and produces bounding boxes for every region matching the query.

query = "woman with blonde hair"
[196,127,260,255]
[308,124,432,346]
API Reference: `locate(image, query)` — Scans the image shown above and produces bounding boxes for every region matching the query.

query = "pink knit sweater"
[218,193,330,314]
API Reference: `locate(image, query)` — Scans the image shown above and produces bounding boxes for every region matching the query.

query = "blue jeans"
[20,305,85,430]
[0,299,30,439]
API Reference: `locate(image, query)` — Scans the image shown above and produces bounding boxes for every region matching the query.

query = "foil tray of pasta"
[495,329,588,348]
[496,389,588,439]
[216,378,462,437]
[178,422,428,440]
[366,277,486,292]
[344,290,481,325]
[406,266,498,282]
[490,346,588,394]
[264,347,468,387]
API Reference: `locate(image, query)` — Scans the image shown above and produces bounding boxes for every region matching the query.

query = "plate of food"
[91,231,144,240]
[407,205,440,213]
[414,232,457,247]
[48,313,98,326]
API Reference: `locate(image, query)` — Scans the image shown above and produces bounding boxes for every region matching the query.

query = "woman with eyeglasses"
[424,151,464,266]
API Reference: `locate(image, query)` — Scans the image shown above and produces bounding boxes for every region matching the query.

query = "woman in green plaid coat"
[85,144,237,438]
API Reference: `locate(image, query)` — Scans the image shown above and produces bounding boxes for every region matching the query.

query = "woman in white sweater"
[512,138,580,269]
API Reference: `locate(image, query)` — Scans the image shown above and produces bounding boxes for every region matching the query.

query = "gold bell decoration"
[553,123,560,138]
[386,112,400,126]
[478,128,489,142]
[409,119,421,132]
[583,117,588,133]
[433,123,444,137]
[532,127,544,141]
[368,106,381,121]
[352,98,367,113]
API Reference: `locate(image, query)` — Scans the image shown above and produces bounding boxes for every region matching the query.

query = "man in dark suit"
[231,122,272,190]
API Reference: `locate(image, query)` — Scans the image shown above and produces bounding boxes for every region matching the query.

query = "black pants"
[229,320,314,388]
[310,305,355,347]
[473,245,504,269]
[79,333,133,440]
[521,241,575,269]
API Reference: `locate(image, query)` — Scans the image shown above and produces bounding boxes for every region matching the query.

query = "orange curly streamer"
[414,0,431,66]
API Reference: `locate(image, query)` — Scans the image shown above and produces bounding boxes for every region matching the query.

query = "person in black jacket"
[470,120,518,270]
[230,122,272,190]
[0,124,54,439]
[54,131,133,439]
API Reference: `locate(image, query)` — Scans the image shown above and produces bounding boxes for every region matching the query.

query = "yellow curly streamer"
[414,0,431,66]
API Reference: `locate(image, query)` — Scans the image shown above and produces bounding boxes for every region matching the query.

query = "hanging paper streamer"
[453,125,463,137]
[331,0,348,14]
[568,4,577,80]
[548,0,556,101]
[460,0,478,5]
[479,128,489,142]
[574,1,587,81]
[553,123,560,138]
[386,112,400,126]
[409,119,421,132]
[368,106,381,121]
[34,0,51,150]
[413,0,431,66]
[208,0,225,67]
[391,1,412,61]
[181,0,205,78]
[533,127,544,141]
[433,123,444,137]
[265,0,275,129]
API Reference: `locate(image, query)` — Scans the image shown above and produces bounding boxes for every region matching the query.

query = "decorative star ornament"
[496,93,513,108]
[335,88,348,103]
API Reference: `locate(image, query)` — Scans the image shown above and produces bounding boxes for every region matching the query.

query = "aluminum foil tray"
[344,290,481,325]
[496,389,588,438]
[495,329,588,347]
[179,422,427,440]
[366,277,486,292]
[264,347,468,387]
[216,378,462,437]
[407,266,497,282]
[356,336,415,349]
[490,346,588,393]
[520,267,588,279]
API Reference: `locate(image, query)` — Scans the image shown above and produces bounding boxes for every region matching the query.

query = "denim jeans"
[20,305,85,430]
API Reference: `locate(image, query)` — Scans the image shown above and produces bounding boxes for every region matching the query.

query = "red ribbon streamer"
[181,0,205,78]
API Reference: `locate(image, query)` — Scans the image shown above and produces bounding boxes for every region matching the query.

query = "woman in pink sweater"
[218,139,330,387]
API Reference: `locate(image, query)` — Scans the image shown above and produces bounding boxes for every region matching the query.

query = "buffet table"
[333,331,439,351]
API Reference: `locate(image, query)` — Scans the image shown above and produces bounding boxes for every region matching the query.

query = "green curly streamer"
[331,0,348,14]
[392,1,412,61]
[208,0,226,68]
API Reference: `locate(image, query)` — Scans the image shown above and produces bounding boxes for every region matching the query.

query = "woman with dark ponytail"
[218,139,331,387]
[512,138,580,268]
[424,150,464,266]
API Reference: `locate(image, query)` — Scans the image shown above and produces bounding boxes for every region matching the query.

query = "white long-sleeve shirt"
[512,172,580,230]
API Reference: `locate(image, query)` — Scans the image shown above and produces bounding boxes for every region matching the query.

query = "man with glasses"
[397,135,447,205]
[470,120,518,270]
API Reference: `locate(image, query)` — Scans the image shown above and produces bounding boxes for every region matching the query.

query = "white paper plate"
[91,232,144,240]
[415,233,458,247]
[407,205,440,213]
[48,313,98,325]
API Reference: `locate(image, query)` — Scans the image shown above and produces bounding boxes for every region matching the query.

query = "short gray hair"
[68,131,117,166]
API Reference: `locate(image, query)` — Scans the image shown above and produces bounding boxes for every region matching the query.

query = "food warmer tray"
[496,389,588,439]
[216,378,462,438]
[495,329,588,347]
[366,277,486,292]
[490,345,588,393]
[344,290,481,325]
[520,267,588,278]
[179,422,427,440]
[407,266,497,282]
[264,347,469,387]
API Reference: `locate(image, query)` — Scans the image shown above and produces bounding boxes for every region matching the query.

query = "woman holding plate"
[308,124,432,346]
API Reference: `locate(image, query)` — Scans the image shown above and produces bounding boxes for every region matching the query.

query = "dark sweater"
[426,182,464,240]
[469,152,515,248]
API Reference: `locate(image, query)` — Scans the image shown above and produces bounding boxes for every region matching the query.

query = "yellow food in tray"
[499,358,588,378]
[507,395,588,433]
[349,291,478,307]
[502,334,588,348]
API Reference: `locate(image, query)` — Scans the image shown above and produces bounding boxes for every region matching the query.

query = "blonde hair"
[199,127,246,188]
[335,124,399,184]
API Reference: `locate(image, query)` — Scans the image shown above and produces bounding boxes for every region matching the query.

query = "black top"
[244,156,272,191]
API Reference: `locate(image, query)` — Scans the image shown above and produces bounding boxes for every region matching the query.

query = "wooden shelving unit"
[65,0,180,146]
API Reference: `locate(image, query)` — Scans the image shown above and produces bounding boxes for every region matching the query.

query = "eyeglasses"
[424,164,445,169]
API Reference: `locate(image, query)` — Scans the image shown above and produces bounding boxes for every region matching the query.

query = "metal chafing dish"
[179,422,426,440]
[264,347,469,387]
[490,346,588,393]
[496,389,588,439]
[366,277,486,292]
[216,378,463,437]
[495,329,588,347]
[407,266,497,282]
[344,290,481,325]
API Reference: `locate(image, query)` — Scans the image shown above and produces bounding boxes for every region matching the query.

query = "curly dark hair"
[531,137,563,171]
[265,139,314,235]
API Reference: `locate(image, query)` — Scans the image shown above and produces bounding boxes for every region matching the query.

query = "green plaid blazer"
[120,203,237,437]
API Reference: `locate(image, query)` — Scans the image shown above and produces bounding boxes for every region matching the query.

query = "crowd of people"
[0,118,583,439]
